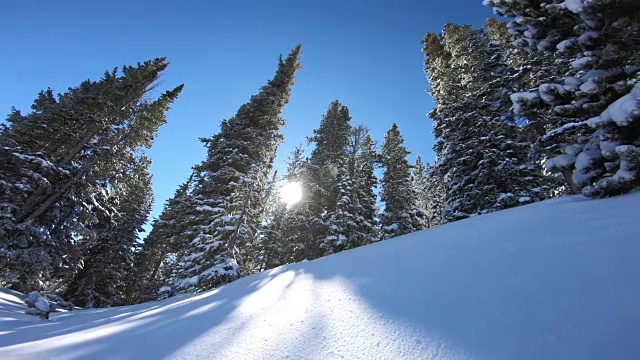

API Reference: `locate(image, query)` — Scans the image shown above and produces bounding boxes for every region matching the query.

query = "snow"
[579,78,599,94]
[594,83,640,126]
[195,205,222,212]
[544,153,576,171]
[542,121,587,141]
[2,193,640,359]
[556,39,575,52]
[539,83,566,104]
[571,56,594,70]
[577,31,598,45]
[564,0,587,14]
[574,148,601,171]
[34,297,50,313]
[509,92,539,114]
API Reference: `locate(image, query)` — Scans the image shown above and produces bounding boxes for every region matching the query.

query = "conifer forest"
[1,0,638,309]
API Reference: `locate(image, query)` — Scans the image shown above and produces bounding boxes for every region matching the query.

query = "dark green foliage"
[380,124,426,239]
[423,24,549,222]
[0,59,182,292]
[65,157,154,307]
[167,46,301,293]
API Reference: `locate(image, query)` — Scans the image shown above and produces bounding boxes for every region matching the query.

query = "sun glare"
[280,182,302,206]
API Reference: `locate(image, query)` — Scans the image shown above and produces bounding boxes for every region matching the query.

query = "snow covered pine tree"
[484,0,640,197]
[0,59,182,292]
[380,123,426,239]
[167,45,301,293]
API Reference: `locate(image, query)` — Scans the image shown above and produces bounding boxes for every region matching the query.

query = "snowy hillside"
[2,193,640,360]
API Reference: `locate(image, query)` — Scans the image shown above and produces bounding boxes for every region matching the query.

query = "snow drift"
[1,193,640,359]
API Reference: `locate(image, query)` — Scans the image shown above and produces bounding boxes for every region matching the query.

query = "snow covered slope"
[1,193,639,359]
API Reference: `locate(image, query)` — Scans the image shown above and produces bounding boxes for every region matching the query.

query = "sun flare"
[280,182,302,206]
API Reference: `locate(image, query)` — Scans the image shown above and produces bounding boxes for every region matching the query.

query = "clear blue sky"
[0,0,492,229]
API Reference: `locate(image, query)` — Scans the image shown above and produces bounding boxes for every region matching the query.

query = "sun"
[280,182,302,206]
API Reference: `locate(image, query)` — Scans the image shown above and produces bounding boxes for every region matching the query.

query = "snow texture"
[544,153,576,171]
[2,193,640,359]
[564,0,587,14]
[592,83,640,127]
[509,92,539,114]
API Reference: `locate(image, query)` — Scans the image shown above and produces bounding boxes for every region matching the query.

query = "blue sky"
[0,0,492,229]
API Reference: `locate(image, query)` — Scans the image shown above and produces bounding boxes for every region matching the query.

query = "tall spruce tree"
[422,162,446,228]
[411,156,435,228]
[484,18,577,195]
[352,131,379,245]
[423,24,548,222]
[237,169,281,276]
[65,156,154,307]
[259,177,289,271]
[0,59,182,291]
[484,0,640,197]
[277,145,321,263]
[167,45,301,293]
[125,175,196,303]
[379,123,425,239]
[324,126,379,252]
[303,100,353,257]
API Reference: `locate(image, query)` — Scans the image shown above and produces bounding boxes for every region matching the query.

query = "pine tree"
[331,127,379,250]
[379,124,424,239]
[484,18,577,195]
[260,191,289,270]
[422,24,549,222]
[303,100,353,257]
[280,146,322,263]
[237,169,281,276]
[323,167,358,253]
[484,0,640,197]
[411,156,434,229]
[307,101,353,211]
[0,59,182,291]
[65,156,154,307]
[167,45,301,293]
[352,132,379,245]
[125,175,195,303]
[422,162,446,228]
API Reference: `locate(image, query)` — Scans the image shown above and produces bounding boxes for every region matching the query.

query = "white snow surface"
[564,0,587,14]
[594,83,640,126]
[544,153,576,171]
[509,92,538,114]
[2,193,640,359]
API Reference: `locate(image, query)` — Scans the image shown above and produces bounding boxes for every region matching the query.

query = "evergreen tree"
[484,18,577,195]
[422,24,549,222]
[422,162,446,228]
[237,169,281,276]
[484,0,640,197]
[125,175,195,303]
[260,191,289,270]
[65,156,154,307]
[0,59,182,291]
[411,156,436,229]
[307,101,353,211]
[302,100,353,257]
[280,146,322,263]
[379,124,425,239]
[326,127,379,250]
[323,167,358,253]
[167,45,301,293]
[352,132,379,245]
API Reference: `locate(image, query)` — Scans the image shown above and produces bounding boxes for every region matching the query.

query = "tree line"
[1,0,637,307]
